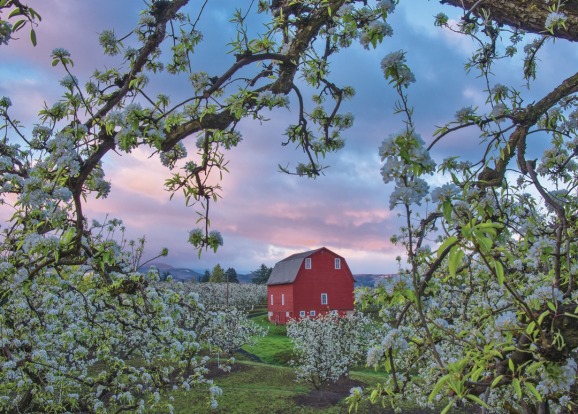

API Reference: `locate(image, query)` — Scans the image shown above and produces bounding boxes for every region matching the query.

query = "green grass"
[167,361,381,414]
[241,315,295,365]
[157,316,478,413]
[169,362,308,414]
[166,361,476,414]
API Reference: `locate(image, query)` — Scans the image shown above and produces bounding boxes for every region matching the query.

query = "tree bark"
[441,0,578,42]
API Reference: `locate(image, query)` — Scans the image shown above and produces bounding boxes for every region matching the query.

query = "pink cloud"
[2,1,425,275]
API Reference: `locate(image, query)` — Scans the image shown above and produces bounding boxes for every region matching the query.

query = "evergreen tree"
[209,264,225,283]
[251,264,272,285]
[225,267,239,283]
[200,269,210,283]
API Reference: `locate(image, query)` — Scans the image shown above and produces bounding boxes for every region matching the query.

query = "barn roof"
[266,248,324,285]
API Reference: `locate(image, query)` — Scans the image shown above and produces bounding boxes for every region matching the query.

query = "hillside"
[138,263,202,282]
[140,263,395,286]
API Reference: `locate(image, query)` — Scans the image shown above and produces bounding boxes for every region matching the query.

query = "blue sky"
[2,1,574,274]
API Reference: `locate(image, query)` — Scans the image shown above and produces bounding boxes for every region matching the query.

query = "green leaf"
[494,261,504,286]
[448,246,463,277]
[491,375,504,389]
[440,401,453,414]
[475,222,503,230]
[537,310,550,325]
[11,19,25,32]
[433,125,448,137]
[476,235,492,252]
[470,366,484,383]
[442,200,452,221]
[526,361,544,375]
[526,321,536,335]
[465,394,489,408]
[30,7,42,21]
[438,236,458,258]
[508,358,515,374]
[428,374,450,402]
[8,7,21,18]
[30,28,37,46]
[60,228,76,246]
[512,378,522,398]
[524,382,542,401]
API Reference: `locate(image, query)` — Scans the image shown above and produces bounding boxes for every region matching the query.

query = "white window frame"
[334,258,341,269]
[305,258,312,269]
[270,294,274,305]
[309,310,316,317]
[321,293,328,305]
[299,310,306,317]
[281,293,285,306]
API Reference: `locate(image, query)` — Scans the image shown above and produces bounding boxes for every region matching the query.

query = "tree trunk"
[537,401,549,414]
[441,0,578,42]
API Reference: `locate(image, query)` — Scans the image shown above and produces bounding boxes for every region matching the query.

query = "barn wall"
[267,283,294,323]
[292,249,354,319]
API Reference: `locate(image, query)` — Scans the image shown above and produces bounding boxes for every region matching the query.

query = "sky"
[2,1,576,274]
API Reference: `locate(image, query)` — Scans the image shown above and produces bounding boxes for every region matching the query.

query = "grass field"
[166,359,414,414]
[241,314,295,365]
[161,315,475,414]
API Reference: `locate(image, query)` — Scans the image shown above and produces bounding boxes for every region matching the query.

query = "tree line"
[197,263,273,284]
[2,0,578,412]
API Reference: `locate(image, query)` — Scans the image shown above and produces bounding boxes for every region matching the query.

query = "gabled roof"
[266,248,325,286]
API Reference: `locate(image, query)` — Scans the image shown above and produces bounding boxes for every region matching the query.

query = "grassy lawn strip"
[166,314,478,413]
[241,315,295,365]
[168,361,341,414]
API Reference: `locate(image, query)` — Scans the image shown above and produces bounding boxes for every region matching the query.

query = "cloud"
[5,0,577,277]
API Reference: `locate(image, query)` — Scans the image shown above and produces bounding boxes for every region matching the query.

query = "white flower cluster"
[0,215,266,412]
[430,183,459,204]
[0,21,11,45]
[159,280,267,311]
[379,131,435,209]
[359,21,393,50]
[287,312,374,389]
[545,11,567,30]
[381,50,415,87]
[160,142,187,169]
[537,358,577,394]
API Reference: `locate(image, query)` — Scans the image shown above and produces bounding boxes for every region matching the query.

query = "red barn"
[266,247,355,324]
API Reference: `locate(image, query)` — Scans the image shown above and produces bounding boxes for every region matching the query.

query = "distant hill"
[237,272,255,284]
[353,273,398,287]
[139,263,395,286]
[139,263,202,282]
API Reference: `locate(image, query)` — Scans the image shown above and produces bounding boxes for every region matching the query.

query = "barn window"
[309,310,316,317]
[299,310,305,317]
[270,294,274,305]
[305,258,312,269]
[281,294,285,306]
[334,258,341,269]
[321,293,328,305]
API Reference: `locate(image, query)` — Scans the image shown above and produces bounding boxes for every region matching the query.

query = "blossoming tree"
[0,0,397,411]
[350,3,578,414]
[287,312,373,390]
[2,0,578,413]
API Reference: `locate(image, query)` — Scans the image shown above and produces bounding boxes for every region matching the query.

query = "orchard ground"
[161,311,480,413]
